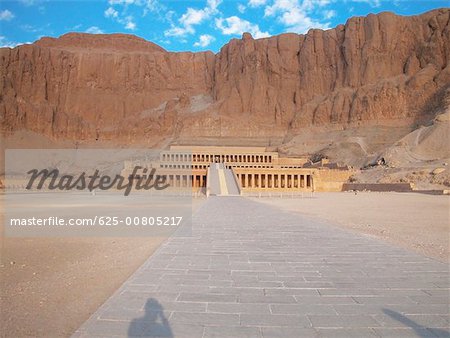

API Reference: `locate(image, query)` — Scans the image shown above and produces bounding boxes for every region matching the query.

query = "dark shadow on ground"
[128,298,173,337]
[383,309,450,338]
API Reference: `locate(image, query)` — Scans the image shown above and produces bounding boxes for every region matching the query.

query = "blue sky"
[0,0,448,52]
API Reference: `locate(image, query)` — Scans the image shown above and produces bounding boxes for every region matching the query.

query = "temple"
[123,146,354,195]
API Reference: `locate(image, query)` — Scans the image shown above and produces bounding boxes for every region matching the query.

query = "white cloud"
[237,4,246,13]
[105,0,164,30]
[0,10,14,21]
[180,8,209,26]
[323,9,335,19]
[104,7,119,18]
[20,24,39,32]
[248,0,267,7]
[165,26,194,37]
[264,0,331,34]
[86,26,104,34]
[194,34,215,47]
[124,16,137,30]
[164,0,221,37]
[104,4,138,30]
[216,16,270,39]
[108,0,137,5]
[143,0,163,15]
[352,0,380,7]
[107,0,163,13]
[18,0,36,6]
[0,36,30,48]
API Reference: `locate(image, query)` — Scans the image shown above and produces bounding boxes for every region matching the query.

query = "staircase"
[207,163,240,196]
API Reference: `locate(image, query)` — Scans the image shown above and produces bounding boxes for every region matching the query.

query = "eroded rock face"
[1,9,449,143]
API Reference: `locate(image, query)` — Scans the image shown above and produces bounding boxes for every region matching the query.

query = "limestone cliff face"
[1,9,449,143]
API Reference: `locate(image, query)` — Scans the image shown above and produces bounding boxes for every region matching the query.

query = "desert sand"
[0,236,167,337]
[253,192,450,263]
[0,194,206,338]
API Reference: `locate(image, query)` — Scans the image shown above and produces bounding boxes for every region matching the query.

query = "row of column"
[129,173,207,189]
[167,174,207,188]
[161,153,192,162]
[238,173,312,189]
[161,164,208,170]
[161,152,273,164]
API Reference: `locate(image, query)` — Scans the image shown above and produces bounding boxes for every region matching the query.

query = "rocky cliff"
[1,9,449,144]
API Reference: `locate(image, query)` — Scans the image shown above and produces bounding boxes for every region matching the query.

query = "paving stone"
[207,302,271,314]
[177,292,237,303]
[316,328,379,337]
[170,311,240,326]
[238,294,297,304]
[372,328,443,337]
[410,296,450,305]
[270,304,336,315]
[240,313,311,327]
[308,315,381,328]
[377,313,450,328]
[353,296,417,305]
[294,295,357,304]
[261,327,319,337]
[73,197,450,338]
[204,326,262,338]
[263,288,319,296]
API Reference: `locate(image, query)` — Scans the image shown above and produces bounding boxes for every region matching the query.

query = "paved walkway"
[73,197,449,338]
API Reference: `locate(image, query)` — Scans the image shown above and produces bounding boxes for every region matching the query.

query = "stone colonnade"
[127,172,207,189]
[161,152,273,164]
[165,174,207,188]
[236,172,313,190]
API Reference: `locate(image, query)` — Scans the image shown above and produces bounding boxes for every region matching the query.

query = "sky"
[0,0,448,52]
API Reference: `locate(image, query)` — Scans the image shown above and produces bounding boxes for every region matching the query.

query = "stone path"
[73,197,449,338]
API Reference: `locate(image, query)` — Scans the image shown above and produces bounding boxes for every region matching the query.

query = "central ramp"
[208,163,240,196]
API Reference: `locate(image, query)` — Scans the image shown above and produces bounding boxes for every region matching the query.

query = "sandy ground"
[0,236,167,337]
[253,192,450,263]
[0,194,206,338]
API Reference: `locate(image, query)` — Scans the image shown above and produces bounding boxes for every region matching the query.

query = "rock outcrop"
[1,9,449,143]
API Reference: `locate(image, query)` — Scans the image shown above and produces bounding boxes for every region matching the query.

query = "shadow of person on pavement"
[383,308,450,338]
[128,298,173,337]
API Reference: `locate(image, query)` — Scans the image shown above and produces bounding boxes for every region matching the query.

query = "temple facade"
[123,146,354,194]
